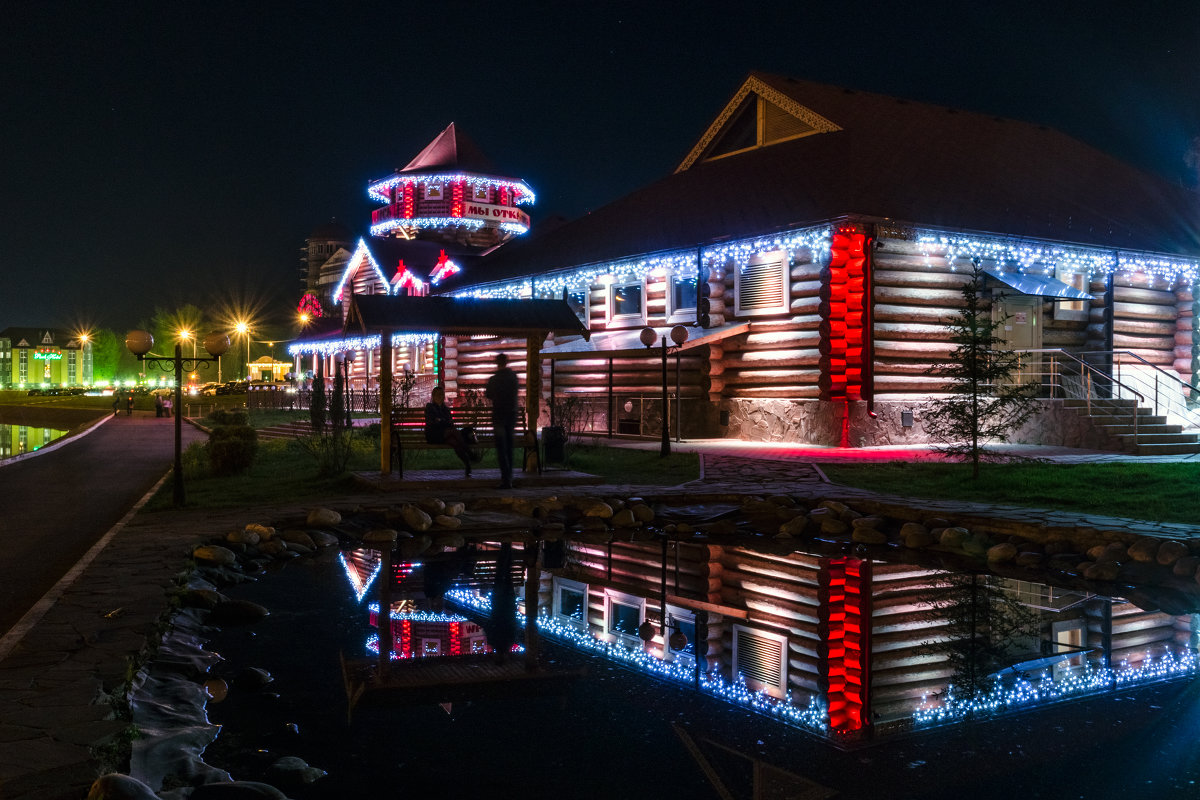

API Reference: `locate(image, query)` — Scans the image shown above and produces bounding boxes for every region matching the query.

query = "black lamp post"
[125,330,230,506]
[640,325,689,457]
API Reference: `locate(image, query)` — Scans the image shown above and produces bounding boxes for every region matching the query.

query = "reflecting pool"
[194,506,1200,798]
[0,422,67,461]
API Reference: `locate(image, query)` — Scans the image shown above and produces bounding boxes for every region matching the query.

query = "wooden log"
[791,279,822,298]
[790,264,822,282]
[873,375,950,392]
[871,269,972,289]
[874,304,953,324]
[1111,332,1174,350]
[1113,274,1176,292]
[873,360,945,375]
[1109,318,1179,336]
[723,369,822,386]
[726,330,822,350]
[790,296,822,316]
[1176,331,1196,346]
[724,386,821,399]
[1113,286,1179,305]
[873,341,954,358]
[723,349,822,368]
[873,322,954,341]
[1040,329,1088,347]
[874,286,966,307]
[1112,302,1177,321]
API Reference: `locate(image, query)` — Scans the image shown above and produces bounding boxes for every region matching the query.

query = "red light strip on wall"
[824,557,871,732]
[403,182,415,219]
[451,181,464,218]
[450,621,461,655]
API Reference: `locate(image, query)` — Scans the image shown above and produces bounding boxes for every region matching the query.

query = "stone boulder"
[245,523,274,540]
[87,774,161,800]
[850,527,887,545]
[777,515,810,538]
[443,501,465,517]
[1127,537,1160,563]
[276,530,316,550]
[578,499,614,518]
[363,529,398,544]
[401,505,433,532]
[307,508,341,526]
[611,509,639,528]
[1157,540,1189,566]
[987,543,1018,563]
[308,530,339,547]
[1084,561,1120,581]
[433,515,461,529]
[268,756,327,787]
[226,528,261,546]
[194,545,238,566]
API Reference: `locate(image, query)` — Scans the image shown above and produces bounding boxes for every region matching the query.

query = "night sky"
[3,1,1198,334]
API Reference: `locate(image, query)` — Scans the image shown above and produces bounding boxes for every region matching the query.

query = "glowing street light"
[235,321,250,379]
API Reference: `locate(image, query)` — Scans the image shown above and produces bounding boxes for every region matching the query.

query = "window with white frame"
[567,286,590,329]
[607,280,645,325]
[667,272,698,323]
[734,251,789,317]
[665,605,696,666]
[605,589,645,645]
[732,624,787,698]
[553,577,588,630]
[1053,265,1088,320]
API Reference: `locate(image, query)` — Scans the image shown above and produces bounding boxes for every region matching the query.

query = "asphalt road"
[0,412,205,636]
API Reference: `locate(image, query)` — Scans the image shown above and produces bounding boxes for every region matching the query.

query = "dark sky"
[3,1,1198,333]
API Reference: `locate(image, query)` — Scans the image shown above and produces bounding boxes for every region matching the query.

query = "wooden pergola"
[344,294,589,473]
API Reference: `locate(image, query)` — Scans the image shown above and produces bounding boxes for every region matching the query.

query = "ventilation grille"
[737,257,786,314]
[764,100,815,143]
[736,628,783,688]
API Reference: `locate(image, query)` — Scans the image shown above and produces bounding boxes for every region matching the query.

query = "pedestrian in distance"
[126,393,134,416]
[485,352,519,489]
[154,393,163,418]
[163,394,172,417]
[424,385,473,477]
[112,395,120,417]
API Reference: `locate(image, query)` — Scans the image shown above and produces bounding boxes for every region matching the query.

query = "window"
[668,273,698,323]
[1054,266,1088,320]
[665,605,696,666]
[734,251,789,317]
[732,624,787,698]
[553,578,588,630]
[608,281,645,325]
[567,287,590,329]
[605,589,645,645]
[18,350,27,383]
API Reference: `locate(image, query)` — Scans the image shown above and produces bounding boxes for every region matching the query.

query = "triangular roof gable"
[332,239,391,305]
[676,73,841,172]
[402,122,496,174]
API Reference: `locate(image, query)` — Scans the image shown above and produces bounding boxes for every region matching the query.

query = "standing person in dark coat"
[424,386,473,477]
[485,352,519,489]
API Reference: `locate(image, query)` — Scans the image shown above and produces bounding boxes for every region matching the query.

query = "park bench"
[388,405,530,478]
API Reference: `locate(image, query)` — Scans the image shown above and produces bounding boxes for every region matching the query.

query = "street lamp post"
[125,330,230,505]
[640,325,689,458]
[235,322,250,380]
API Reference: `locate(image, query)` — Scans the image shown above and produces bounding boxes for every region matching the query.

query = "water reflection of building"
[0,424,66,459]
[537,537,1197,734]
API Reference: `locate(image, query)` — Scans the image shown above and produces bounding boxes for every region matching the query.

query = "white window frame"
[604,588,645,646]
[553,577,589,631]
[733,250,789,317]
[666,271,698,324]
[664,604,697,667]
[606,279,646,327]
[566,285,591,330]
[1053,265,1089,321]
[731,624,788,698]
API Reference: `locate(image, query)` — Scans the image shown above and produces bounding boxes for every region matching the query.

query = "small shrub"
[208,408,249,427]
[207,425,258,475]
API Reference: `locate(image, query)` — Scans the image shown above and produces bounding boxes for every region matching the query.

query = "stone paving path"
[1,436,1198,798]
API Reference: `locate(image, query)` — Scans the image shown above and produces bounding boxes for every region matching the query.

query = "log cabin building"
[436,73,1200,450]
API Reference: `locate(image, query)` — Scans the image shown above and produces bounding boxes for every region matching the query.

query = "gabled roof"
[345,295,588,339]
[402,123,496,174]
[0,327,82,348]
[447,72,1200,288]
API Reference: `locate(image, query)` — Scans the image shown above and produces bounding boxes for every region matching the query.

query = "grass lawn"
[144,432,701,511]
[821,461,1200,525]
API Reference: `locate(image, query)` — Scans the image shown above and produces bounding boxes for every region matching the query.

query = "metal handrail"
[1013,348,1145,439]
[1081,350,1200,429]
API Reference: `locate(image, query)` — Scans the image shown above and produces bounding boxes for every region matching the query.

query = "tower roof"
[401,123,496,174]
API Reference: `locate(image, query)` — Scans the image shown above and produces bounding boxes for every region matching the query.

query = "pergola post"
[525,334,543,472]
[380,332,393,473]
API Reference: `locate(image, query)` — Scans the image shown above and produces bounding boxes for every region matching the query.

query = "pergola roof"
[345,294,589,339]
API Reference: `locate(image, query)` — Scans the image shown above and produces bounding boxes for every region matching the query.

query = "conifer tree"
[923,259,1039,477]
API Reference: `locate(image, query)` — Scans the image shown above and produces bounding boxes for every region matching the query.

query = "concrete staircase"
[1063,397,1200,455]
[256,421,317,441]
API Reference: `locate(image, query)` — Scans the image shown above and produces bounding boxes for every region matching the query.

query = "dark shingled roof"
[401,122,497,175]
[447,72,1200,288]
[346,295,588,339]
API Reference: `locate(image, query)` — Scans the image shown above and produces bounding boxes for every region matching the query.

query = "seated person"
[424,386,473,476]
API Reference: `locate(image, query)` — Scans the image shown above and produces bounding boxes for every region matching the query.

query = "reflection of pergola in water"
[344,294,588,474]
[341,539,584,719]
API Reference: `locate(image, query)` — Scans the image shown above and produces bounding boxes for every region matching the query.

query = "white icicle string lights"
[288,332,436,357]
[916,231,1200,283]
[451,224,835,300]
[367,173,536,206]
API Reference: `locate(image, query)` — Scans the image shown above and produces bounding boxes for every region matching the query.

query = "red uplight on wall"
[402,182,415,219]
[824,557,871,732]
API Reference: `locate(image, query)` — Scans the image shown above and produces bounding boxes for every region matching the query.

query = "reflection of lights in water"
[915,651,1199,726]
[445,588,1200,736]
[338,552,381,603]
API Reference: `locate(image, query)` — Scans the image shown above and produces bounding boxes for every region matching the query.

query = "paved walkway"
[1,432,1198,798]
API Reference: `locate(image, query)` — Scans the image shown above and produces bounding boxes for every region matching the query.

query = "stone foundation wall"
[721,397,1126,450]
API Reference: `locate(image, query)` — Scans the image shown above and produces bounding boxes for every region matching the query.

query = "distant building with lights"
[0,327,92,389]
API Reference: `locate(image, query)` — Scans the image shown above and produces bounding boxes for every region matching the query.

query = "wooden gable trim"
[675,75,841,173]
